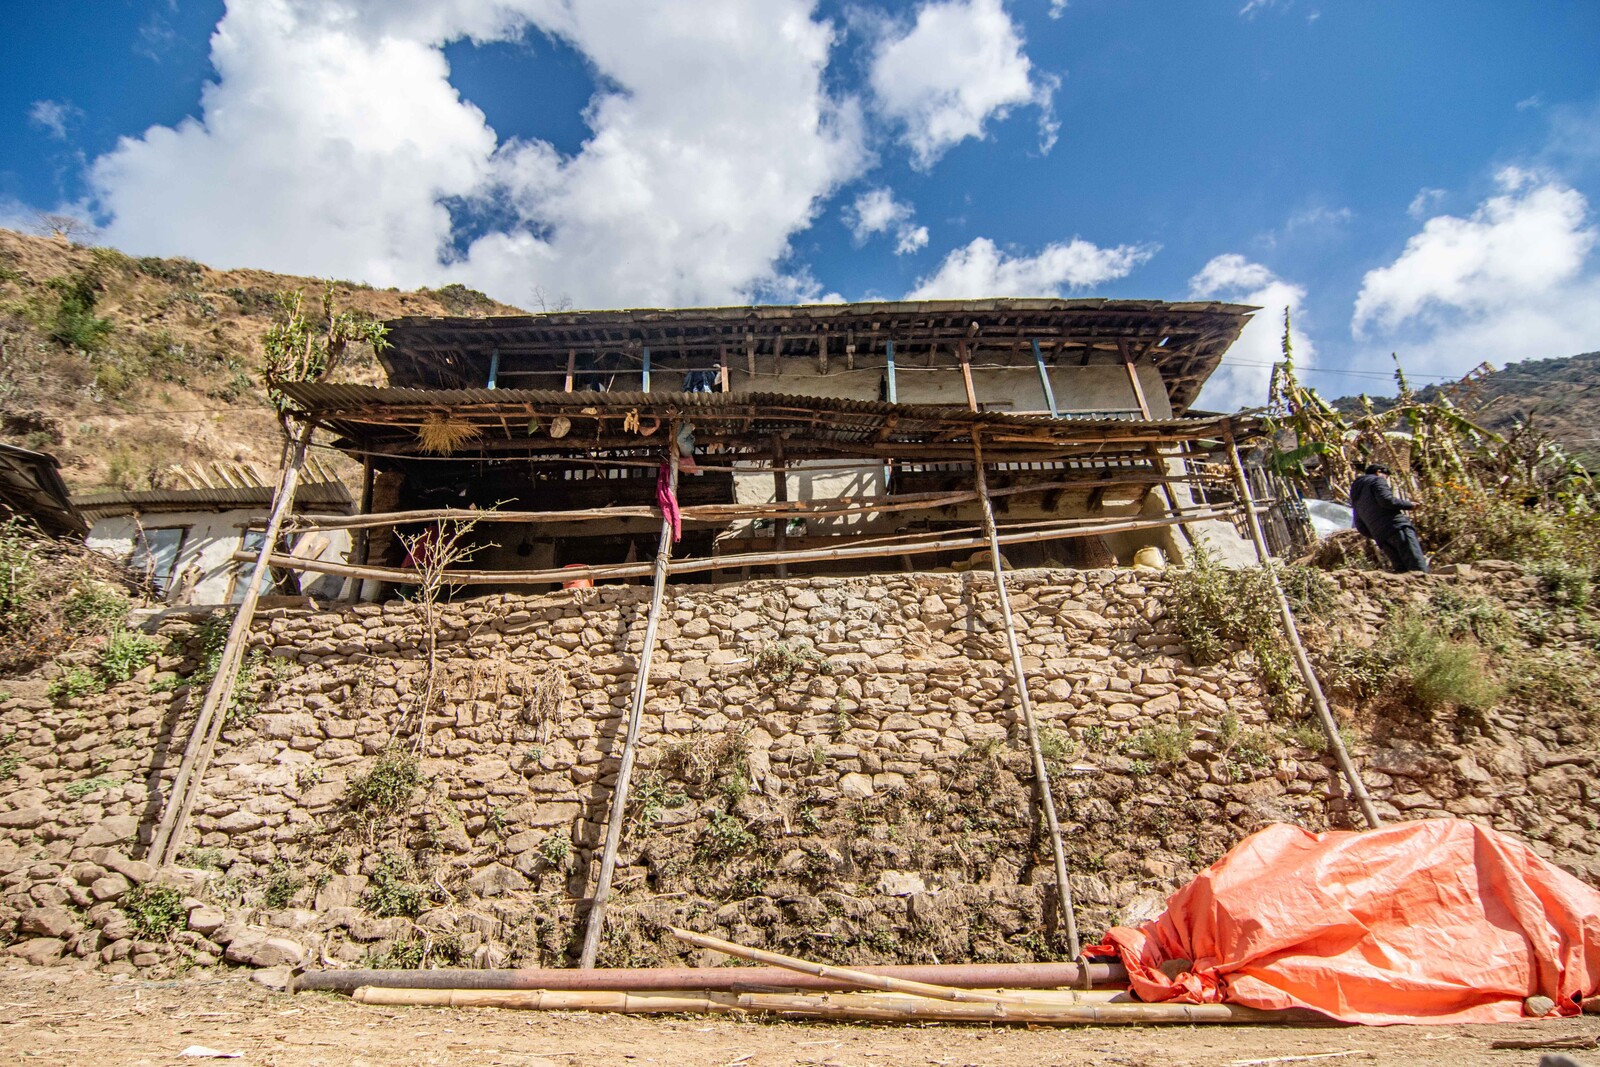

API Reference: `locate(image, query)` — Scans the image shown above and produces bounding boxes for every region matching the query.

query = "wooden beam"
[885,339,897,403]
[719,345,729,392]
[577,429,681,969]
[972,431,1079,958]
[959,344,978,412]
[564,350,575,393]
[640,346,651,393]
[242,507,1235,587]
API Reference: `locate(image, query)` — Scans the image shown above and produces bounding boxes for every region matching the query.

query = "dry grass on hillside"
[0,228,521,492]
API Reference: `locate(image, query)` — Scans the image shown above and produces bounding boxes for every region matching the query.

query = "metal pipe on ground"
[293,961,1129,995]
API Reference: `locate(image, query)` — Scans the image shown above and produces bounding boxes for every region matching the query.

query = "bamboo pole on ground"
[668,927,1023,1005]
[1223,430,1382,830]
[348,985,1312,1025]
[971,432,1080,958]
[577,430,681,969]
[148,418,315,868]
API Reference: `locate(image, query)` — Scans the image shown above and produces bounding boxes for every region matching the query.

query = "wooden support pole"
[564,350,576,393]
[884,339,897,403]
[350,453,374,602]
[1032,340,1059,419]
[771,435,789,579]
[745,332,756,379]
[148,418,316,868]
[640,346,650,393]
[959,345,978,412]
[1224,431,1382,830]
[817,332,828,375]
[718,346,729,392]
[971,432,1079,957]
[487,347,500,390]
[577,430,681,969]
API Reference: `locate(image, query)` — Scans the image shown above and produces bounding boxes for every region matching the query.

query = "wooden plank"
[241,506,1235,586]
[564,349,575,393]
[577,431,681,968]
[959,345,978,412]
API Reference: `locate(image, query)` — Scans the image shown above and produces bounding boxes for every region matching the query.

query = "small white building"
[77,478,355,605]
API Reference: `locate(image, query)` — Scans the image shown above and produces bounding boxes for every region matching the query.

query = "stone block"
[314,875,370,911]
[468,863,530,897]
[839,772,874,798]
[187,906,226,936]
[89,874,131,901]
[224,926,306,968]
[19,906,78,939]
[7,937,65,965]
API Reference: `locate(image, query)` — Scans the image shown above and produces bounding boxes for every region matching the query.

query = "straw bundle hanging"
[418,412,478,455]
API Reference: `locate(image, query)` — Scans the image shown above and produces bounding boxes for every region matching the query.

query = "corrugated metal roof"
[75,480,353,520]
[0,444,87,538]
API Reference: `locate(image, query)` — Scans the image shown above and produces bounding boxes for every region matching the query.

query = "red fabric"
[1101,819,1600,1024]
[656,461,681,543]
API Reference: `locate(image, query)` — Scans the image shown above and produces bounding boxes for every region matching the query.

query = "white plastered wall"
[87,510,352,604]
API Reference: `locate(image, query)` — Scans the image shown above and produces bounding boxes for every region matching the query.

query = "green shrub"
[122,884,188,939]
[1529,559,1594,611]
[1125,723,1194,764]
[539,833,572,868]
[363,852,426,918]
[99,626,162,682]
[260,861,305,909]
[365,934,463,969]
[62,583,130,630]
[1382,614,1503,714]
[346,748,422,817]
[698,810,757,859]
[1167,545,1330,712]
[45,270,113,352]
[48,666,105,703]
[63,775,123,799]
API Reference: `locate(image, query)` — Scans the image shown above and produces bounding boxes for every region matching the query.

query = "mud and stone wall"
[1,563,1595,976]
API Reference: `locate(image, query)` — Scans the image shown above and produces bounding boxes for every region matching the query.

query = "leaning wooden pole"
[578,429,681,969]
[1223,430,1383,830]
[149,418,316,867]
[971,433,1080,957]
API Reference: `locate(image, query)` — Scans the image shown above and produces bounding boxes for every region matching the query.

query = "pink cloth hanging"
[656,460,681,543]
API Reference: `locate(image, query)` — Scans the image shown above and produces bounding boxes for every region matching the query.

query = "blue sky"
[5,0,1600,410]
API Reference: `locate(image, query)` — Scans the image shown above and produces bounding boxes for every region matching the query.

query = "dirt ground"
[2,964,1596,1067]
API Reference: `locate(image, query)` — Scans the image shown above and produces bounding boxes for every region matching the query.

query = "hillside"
[0,228,522,492]
[1330,351,1600,468]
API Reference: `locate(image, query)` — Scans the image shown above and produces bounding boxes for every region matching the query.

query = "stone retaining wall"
[1,564,1595,976]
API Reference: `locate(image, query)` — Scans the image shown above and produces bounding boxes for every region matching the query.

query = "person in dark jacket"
[1349,463,1428,573]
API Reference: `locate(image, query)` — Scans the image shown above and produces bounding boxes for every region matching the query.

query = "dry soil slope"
[0,228,522,492]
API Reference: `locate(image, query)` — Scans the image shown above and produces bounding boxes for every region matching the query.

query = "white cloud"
[88,0,868,309]
[1354,168,1597,336]
[1048,1,1068,18]
[906,235,1153,299]
[1407,187,1446,219]
[1351,168,1600,377]
[1187,254,1311,413]
[28,99,82,140]
[866,0,1056,170]
[844,187,928,255]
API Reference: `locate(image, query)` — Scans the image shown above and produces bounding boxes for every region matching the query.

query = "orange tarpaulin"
[1098,819,1600,1024]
